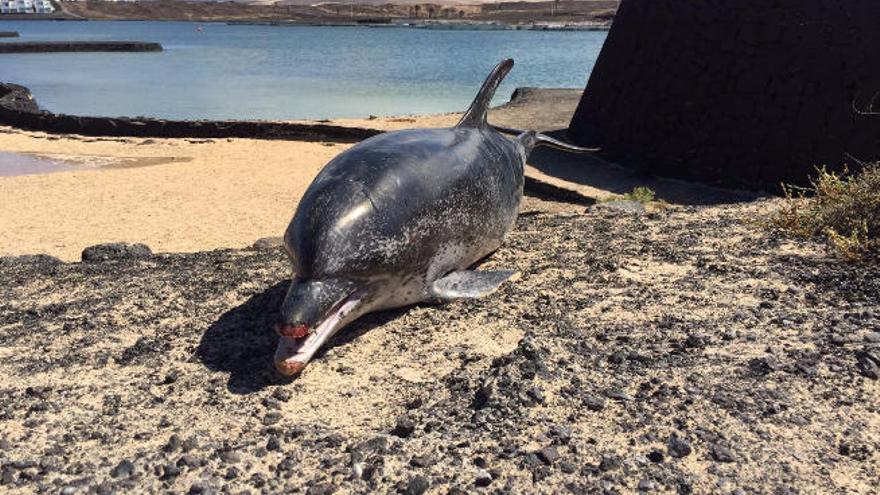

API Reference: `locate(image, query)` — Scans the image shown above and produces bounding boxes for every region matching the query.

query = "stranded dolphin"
[274,59,596,376]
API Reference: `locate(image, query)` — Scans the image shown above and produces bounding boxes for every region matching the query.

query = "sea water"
[0,20,606,121]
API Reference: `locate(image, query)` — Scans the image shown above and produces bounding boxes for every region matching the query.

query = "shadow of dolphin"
[196,280,408,394]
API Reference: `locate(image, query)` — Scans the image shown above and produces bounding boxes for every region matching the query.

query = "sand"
[0,115,469,262]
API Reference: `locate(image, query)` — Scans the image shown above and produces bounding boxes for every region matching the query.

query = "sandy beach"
[0,114,468,261]
[0,88,602,262]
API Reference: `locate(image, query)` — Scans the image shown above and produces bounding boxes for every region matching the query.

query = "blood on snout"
[276,359,306,376]
[275,322,310,338]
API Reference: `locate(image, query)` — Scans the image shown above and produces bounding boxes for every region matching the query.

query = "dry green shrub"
[601,186,657,204]
[771,164,880,260]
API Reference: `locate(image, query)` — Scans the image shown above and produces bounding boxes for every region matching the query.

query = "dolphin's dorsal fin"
[456,59,514,129]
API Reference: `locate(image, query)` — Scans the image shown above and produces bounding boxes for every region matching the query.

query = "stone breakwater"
[0,83,381,142]
[0,32,19,38]
[0,41,163,53]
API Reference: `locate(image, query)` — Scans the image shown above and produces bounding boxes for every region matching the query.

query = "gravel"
[1,200,877,493]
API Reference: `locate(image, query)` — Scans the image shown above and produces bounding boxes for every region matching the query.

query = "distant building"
[0,0,56,14]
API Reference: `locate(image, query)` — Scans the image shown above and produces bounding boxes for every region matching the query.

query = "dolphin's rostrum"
[274,59,596,376]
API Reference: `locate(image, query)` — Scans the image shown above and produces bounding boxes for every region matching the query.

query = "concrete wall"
[569,0,880,191]
[0,83,379,142]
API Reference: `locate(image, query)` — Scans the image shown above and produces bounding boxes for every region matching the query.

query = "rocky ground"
[1,197,878,494]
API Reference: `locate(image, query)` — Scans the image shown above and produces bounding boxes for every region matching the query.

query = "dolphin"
[274,59,596,376]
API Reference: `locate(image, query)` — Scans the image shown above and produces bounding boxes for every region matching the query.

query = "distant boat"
[196,25,204,33]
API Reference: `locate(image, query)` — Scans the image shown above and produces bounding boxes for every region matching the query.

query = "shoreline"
[0,0,617,29]
[0,16,611,31]
[0,86,596,261]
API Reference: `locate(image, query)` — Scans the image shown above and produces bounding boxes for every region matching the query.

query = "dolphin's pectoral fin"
[430,269,520,300]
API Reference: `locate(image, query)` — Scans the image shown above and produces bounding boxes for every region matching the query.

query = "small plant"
[770,164,880,261]
[600,186,658,204]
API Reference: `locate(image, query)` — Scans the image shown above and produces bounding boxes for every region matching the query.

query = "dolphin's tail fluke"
[501,126,601,155]
[457,59,515,129]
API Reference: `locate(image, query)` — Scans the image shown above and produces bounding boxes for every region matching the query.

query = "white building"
[0,0,56,14]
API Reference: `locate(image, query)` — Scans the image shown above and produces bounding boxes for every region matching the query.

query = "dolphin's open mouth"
[274,294,363,377]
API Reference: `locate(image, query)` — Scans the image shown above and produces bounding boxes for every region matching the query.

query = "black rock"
[404,475,430,495]
[266,435,281,451]
[598,454,621,472]
[584,395,605,411]
[161,463,181,479]
[710,444,735,463]
[110,460,134,478]
[181,436,199,452]
[263,411,282,425]
[748,357,777,375]
[549,425,573,443]
[606,390,635,402]
[559,461,577,473]
[472,383,493,409]
[218,450,242,464]
[391,415,416,438]
[272,388,292,402]
[410,454,435,468]
[668,437,692,458]
[856,351,879,380]
[252,237,283,249]
[176,455,202,468]
[188,481,213,495]
[164,434,182,452]
[475,469,493,487]
[537,446,559,465]
[306,483,336,495]
[351,436,388,457]
[647,450,664,463]
[96,480,114,495]
[81,243,152,262]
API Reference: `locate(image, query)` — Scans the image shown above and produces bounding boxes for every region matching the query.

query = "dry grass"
[771,164,880,260]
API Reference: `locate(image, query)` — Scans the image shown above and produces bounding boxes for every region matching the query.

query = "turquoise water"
[0,20,605,120]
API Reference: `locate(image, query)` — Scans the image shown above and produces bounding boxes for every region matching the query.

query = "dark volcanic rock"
[404,475,430,495]
[667,437,693,458]
[110,460,134,478]
[391,415,416,438]
[537,446,560,465]
[710,444,736,463]
[81,242,152,262]
[252,237,284,250]
[0,202,877,493]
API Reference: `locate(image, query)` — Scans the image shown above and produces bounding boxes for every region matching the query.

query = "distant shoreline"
[224,19,611,32]
[0,0,616,29]
[0,17,610,31]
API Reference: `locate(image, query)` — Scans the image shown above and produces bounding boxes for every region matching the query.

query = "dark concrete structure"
[569,0,880,191]
[0,41,162,53]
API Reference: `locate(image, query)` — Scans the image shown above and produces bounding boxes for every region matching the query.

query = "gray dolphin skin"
[274,59,596,376]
